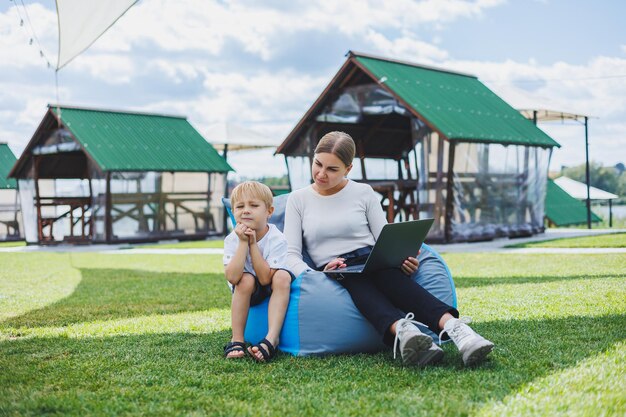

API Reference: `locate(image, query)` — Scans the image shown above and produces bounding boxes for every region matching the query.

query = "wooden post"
[221,144,230,235]
[413,147,420,214]
[105,171,112,243]
[433,136,445,232]
[584,116,592,229]
[221,170,229,236]
[284,156,293,193]
[69,202,74,237]
[358,137,367,180]
[521,146,530,225]
[87,177,93,239]
[444,142,456,243]
[33,156,43,242]
[137,177,147,233]
[156,173,165,232]
[12,188,20,237]
[307,127,314,182]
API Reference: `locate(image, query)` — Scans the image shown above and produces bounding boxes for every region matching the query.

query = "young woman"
[283,131,494,366]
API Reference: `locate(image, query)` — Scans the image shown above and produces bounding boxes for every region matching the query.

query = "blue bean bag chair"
[223,194,457,356]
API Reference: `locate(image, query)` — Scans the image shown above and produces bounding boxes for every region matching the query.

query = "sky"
[1,0,625,180]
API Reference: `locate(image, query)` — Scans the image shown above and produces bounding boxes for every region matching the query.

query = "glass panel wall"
[282,113,552,243]
[414,132,449,241]
[449,143,551,241]
[94,171,224,242]
[0,189,22,241]
[17,180,36,243]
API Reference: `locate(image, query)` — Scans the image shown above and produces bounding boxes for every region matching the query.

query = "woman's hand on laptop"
[400,251,421,276]
[323,258,346,271]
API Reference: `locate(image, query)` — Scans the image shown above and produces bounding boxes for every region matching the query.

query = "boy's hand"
[244,227,257,245]
[323,257,346,271]
[234,223,250,242]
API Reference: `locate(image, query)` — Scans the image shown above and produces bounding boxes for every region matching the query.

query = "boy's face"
[233,195,274,232]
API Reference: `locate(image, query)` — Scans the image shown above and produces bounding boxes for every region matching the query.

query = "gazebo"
[553,176,618,227]
[0,143,22,241]
[520,109,596,228]
[9,105,232,244]
[276,52,561,243]
[544,179,602,227]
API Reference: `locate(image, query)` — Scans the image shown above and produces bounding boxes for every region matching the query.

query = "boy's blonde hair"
[230,181,274,209]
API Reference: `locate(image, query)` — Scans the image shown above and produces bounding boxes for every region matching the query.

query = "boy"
[223,181,294,362]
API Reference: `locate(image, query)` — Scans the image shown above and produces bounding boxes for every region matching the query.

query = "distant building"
[9,105,232,244]
[276,52,560,242]
[0,143,22,241]
[548,176,618,227]
[545,179,602,227]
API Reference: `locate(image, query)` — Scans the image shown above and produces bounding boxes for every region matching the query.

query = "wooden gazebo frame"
[9,106,231,245]
[276,52,560,243]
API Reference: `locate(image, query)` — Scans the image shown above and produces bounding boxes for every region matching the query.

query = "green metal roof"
[545,179,601,226]
[355,55,560,148]
[51,106,233,172]
[0,143,18,189]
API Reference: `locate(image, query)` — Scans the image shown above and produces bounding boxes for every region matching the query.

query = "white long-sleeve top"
[283,180,387,276]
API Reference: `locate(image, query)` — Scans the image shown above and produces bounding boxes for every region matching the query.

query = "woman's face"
[312,152,352,194]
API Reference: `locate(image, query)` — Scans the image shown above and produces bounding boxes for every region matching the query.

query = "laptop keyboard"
[334,264,364,273]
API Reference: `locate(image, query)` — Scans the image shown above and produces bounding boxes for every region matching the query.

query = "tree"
[561,162,620,194]
[617,172,626,199]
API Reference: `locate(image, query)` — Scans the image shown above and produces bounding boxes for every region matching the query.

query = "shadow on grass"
[1,314,624,416]
[1,268,231,328]
[454,274,622,288]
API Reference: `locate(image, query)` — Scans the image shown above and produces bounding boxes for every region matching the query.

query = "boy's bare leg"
[228,273,255,358]
[249,270,291,361]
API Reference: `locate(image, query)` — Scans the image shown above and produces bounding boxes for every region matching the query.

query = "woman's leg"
[371,270,493,366]
[370,269,458,343]
[339,275,437,365]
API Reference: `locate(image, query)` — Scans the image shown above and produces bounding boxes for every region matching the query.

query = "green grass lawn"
[507,232,626,248]
[1,252,625,416]
[141,239,224,249]
[0,240,25,248]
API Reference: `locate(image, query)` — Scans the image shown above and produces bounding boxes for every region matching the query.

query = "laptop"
[325,218,434,279]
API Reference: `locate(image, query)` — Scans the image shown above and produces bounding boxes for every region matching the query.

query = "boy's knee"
[236,273,256,293]
[272,270,292,291]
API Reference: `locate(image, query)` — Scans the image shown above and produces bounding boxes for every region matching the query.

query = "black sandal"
[224,341,247,359]
[248,338,277,362]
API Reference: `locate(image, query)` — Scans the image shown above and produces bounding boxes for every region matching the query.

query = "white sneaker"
[393,313,435,366]
[415,342,444,367]
[440,317,494,366]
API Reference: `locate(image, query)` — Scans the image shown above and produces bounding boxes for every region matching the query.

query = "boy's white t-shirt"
[223,223,289,276]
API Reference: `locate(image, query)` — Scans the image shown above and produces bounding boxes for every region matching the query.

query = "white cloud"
[365,30,450,63]
[148,60,201,84]
[68,54,135,84]
[456,56,626,168]
[86,0,506,61]
[1,0,506,80]
[0,3,57,68]
[138,68,328,138]
[1,0,623,173]
[0,82,54,154]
